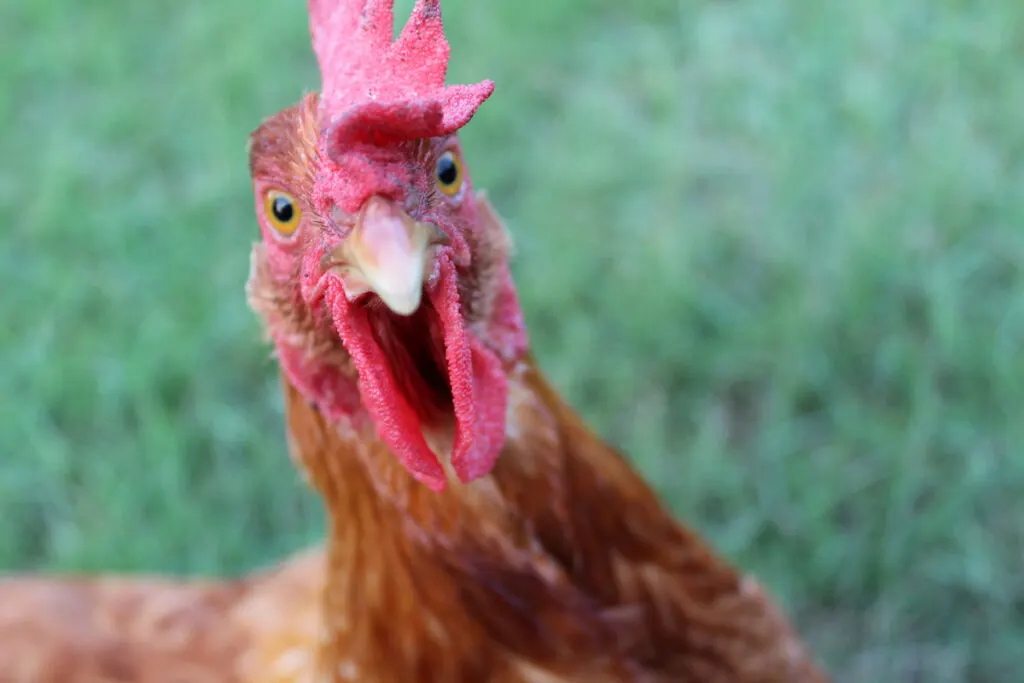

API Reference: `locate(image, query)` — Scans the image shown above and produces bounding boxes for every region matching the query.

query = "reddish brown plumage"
[0,548,326,683]
[271,355,831,682]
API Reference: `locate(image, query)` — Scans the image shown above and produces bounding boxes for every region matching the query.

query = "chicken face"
[247,0,528,492]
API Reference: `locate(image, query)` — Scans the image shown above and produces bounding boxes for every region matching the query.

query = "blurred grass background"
[2,0,1023,680]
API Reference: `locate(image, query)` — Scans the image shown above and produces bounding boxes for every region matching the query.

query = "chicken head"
[246,0,528,492]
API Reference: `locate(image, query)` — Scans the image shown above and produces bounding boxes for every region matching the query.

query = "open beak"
[323,196,447,316]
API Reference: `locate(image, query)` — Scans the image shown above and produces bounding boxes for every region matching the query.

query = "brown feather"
[277,354,830,682]
[0,548,325,683]
[282,372,643,683]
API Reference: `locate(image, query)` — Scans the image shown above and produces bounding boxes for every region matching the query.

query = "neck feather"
[280,360,617,680]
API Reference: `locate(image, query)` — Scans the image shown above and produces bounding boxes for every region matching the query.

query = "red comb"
[308,0,493,143]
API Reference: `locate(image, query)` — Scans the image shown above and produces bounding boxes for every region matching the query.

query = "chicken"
[0,0,830,680]
[240,0,834,680]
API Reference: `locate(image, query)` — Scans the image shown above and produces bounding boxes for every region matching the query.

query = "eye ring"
[435,150,464,197]
[264,190,301,236]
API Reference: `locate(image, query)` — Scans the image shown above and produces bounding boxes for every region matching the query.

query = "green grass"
[3,0,1023,680]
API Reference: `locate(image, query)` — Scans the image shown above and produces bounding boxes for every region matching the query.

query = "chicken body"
[272,360,830,683]
[0,548,325,683]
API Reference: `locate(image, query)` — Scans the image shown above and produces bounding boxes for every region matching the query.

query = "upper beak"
[323,196,447,316]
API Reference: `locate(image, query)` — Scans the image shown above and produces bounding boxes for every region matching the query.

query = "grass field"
[3,0,1023,679]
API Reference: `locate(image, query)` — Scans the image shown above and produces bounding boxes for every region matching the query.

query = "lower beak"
[326,196,447,316]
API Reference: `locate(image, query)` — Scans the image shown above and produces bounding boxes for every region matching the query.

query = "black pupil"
[437,155,458,186]
[272,196,294,222]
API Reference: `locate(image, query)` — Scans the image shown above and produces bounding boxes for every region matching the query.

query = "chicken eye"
[264,190,301,236]
[435,150,463,197]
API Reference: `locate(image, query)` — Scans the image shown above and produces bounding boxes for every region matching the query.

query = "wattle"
[327,256,508,491]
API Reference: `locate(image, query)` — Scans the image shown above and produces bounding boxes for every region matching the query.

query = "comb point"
[309,0,490,143]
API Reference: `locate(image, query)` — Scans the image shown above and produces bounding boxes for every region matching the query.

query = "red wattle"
[327,279,448,492]
[430,266,508,484]
[323,255,508,490]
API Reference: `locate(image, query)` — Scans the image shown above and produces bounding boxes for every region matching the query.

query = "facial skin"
[248,91,527,491]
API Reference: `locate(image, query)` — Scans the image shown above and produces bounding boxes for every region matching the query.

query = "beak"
[324,196,447,316]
